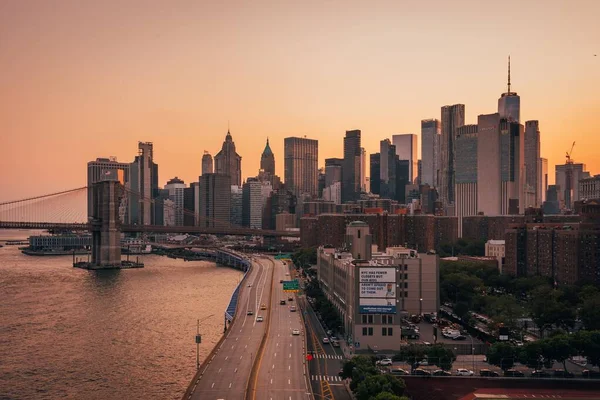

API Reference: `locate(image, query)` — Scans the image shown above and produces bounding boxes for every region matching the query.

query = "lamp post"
[469,335,475,374]
[196,314,215,370]
[419,298,423,316]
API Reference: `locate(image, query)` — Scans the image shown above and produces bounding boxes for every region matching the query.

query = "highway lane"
[188,256,273,400]
[301,295,350,400]
[253,259,310,400]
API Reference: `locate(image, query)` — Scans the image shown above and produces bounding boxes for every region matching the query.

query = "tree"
[541,334,576,372]
[518,341,551,370]
[354,374,405,400]
[395,344,427,371]
[572,331,600,368]
[341,356,378,390]
[529,286,576,337]
[426,344,456,371]
[453,301,471,321]
[373,393,409,400]
[486,342,517,371]
[580,295,600,331]
[483,295,524,331]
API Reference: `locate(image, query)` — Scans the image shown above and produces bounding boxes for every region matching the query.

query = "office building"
[396,160,409,204]
[477,113,524,216]
[325,158,343,187]
[87,157,130,222]
[317,222,439,352]
[380,139,398,200]
[392,134,418,183]
[260,138,275,176]
[322,181,341,204]
[201,151,213,175]
[543,185,561,215]
[440,104,466,206]
[266,189,296,230]
[369,154,381,195]
[183,183,197,226]
[284,137,318,197]
[164,177,186,226]
[275,212,296,231]
[242,178,263,229]
[129,142,159,225]
[556,163,589,210]
[524,121,541,207]
[485,240,505,272]
[230,185,243,226]
[498,57,521,123]
[214,130,242,186]
[360,148,368,193]
[455,124,478,236]
[163,199,176,226]
[539,158,548,203]
[580,175,600,201]
[343,130,362,203]
[198,173,231,229]
[421,119,441,188]
[152,189,169,226]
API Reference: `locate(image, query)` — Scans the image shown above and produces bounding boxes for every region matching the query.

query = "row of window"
[361,314,394,324]
[362,327,394,336]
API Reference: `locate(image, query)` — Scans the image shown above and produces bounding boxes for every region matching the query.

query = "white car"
[322,337,330,344]
[256,316,264,322]
[456,368,474,376]
[292,329,300,335]
[378,358,393,366]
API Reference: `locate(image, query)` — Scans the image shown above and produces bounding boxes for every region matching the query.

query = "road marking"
[245,345,247,349]
[218,368,221,373]
[272,364,275,369]
[229,383,232,388]
[290,343,292,347]
[231,345,234,349]
[211,383,215,388]
[289,365,291,370]
[276,343,279,347]
[240,355,243,359]
[274,352,276,357]
[235,368,238,373]
[270,378,273,384]
[288,379,291,385]
[289,353,291,358]
[236,337,239,341]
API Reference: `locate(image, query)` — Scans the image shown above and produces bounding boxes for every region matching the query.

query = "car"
[256,316,264,322]
[378,358,393,366]
[432,370,451,376]
[286,273,290,275]
[582,369,600,378]
[247,284,251,287]
[322,337,330,344]
[280,279,284,283]
[288,297,293,301]
[553,369,574,378]
[531,370,551,378]
[290,306,296,312]
[412,368,431,376]
[260,304,267,310]
[479,369,499,377]
[247,310,254,315]
[456,368,474,376]
[280,300,286,305]
[453,335,467,341]
[332,340,340,347]
[292,329,300,335]
[504,369,525,377]
[390,368,410,376]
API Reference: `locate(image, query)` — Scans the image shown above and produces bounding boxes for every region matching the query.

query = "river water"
[0,230,243,400]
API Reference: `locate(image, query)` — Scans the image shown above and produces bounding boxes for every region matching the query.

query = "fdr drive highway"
[185,255,315,400]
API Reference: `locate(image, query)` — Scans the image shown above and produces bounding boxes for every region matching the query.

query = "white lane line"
[274,352,276,357]
[244,345,247,349]
[229,383,232,388]
[289,353,291,358]
[236,337,239,341]
[276,343,279,347]
[289,365,291,370]
[240,355,243,359]
[290,343,292,347]
[231,345,234,349]
[270,378,273,384]
[234,368,238,373]
[288,379,291,385]
[272,364,275,369]
[211,383,215,388]
[225,356,228,360]
[218,368,222,373]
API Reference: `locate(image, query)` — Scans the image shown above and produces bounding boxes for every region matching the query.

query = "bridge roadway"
[252,260,310,400]
[188,256,273,400]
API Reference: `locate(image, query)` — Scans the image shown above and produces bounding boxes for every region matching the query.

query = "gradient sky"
[1,0,599,201]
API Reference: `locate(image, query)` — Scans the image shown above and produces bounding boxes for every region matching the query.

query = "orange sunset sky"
[1,0,599,202]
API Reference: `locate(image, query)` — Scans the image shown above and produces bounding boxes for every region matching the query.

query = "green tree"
[486,342,517,371]
[571,331,600,368]
[426,344,456,371]
[453,301,471,321]
[484,295,524,331]
[373,393,409,400]
[541,334,576,372]
[518,341,551,370]
[529,286,576,337]
[354,374,405,400]
[580,295,600,331]
[395,344,427,371]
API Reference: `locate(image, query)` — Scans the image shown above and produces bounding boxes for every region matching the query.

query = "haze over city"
[1,0,599,200]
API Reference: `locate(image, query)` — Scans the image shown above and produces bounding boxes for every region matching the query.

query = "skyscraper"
[369,153,381,195]
[360,147,367,193]
[164,177,186,226]
[230,185,243,226]
[129,142,158,225]
[392,134,418,183]
[380,139,398,200]
[524,121,541,206]
[260,138,275,176]
[214,130,242,186]
[343,130,361,203]
[440,104,465,206]
[498,56,520,123]
[242,178,263,229]
[556,163,590,210]
[284,137,318,197]
[198,173,231,229]
[87,157,130,222]
[539,158,548,203]
[325,158,343,187]
[455,124,478,235]
[202,151,213,175]
[421,119,441,188]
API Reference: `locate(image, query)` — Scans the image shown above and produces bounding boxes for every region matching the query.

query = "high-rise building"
[129,142,158,225]
[421,119,441,188]
[380,139,399,200]
[370,154,381,195]
[266,189,296,230]
[392,134,418,183]
[580,175,600,200]
[183,183,197,226]
[454,124,479,236]
[230,185,243,226]
[498,56,521,123]
[440,104,466,206]
[360,147,367,193]
[242,178,263,229]
[163,199,176,227]
[214,130,242,186]
[539,158,548,203]
[396,160,409,203]
[87,157,130,222]
[556,163,590,210]
[325,158,343,187]
[343,130,362,203]
[284,137,318,197]
[201,151,213,175]
[477,113,525,216]
[164,177,186,226]
[260,138,275,176]
[198,173,231,229]
[524,121,541,207]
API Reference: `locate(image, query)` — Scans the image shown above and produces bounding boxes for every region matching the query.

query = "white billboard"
[359,267,396,283]
[359,282,396,298]
[359,298,397,314]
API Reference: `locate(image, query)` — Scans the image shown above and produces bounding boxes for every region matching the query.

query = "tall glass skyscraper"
[284,137,318,197]
[440,104,465,206]
[420,119,441,188]
[498,56,520,123]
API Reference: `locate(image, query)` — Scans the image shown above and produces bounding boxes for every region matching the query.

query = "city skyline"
[1,1,599,200]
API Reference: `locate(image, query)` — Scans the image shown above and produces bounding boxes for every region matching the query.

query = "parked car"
[553,370,574,378]
[531,370,551,378]
[504,369,525,377]
[582,370,600,378]
[456,368,474,376]
[412,368,431,376]
[390,368,410,376]
[377,358,393,366]
[432,370,451,376]
[479,369,499,377]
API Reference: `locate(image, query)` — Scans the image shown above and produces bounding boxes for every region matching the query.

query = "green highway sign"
[282,280,299,292]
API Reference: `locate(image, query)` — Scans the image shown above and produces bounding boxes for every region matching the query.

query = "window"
[382,315,394,324]
[404,282,408,289]
[358,229,361,238]
[368,327,373,336]
[382,327,388,336]
[363,327,368,336]
[387,328,393,336]
[368,315,374,324]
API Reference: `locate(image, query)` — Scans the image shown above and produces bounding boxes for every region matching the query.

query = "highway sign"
[282,280,299,292]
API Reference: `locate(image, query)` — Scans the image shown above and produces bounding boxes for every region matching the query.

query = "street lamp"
[196,314,215,370]
[419,298,423,316]
[469,335,475,374]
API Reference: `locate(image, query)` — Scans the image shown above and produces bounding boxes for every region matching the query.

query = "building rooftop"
[487,240,505,245]
[348,220,369,227]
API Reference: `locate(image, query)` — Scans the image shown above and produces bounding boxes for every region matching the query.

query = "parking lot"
[404,321,486,348]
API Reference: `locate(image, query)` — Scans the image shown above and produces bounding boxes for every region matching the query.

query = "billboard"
[359,267,396,283]
[359,282,396,298]
[359,298,397,314]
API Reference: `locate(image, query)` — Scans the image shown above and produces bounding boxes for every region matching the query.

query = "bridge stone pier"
[88,178,124,269]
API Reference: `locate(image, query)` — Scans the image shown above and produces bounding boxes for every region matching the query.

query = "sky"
[1,0,599,201]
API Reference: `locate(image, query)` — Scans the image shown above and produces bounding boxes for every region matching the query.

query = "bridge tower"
[90,176,123,268]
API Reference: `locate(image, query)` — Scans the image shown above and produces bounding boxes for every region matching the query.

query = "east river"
[0,230,243,400]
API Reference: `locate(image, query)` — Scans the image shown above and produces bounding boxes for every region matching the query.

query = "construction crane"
[566,141,576,164]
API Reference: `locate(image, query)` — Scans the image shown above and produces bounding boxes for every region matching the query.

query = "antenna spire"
[507,55,511,93]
